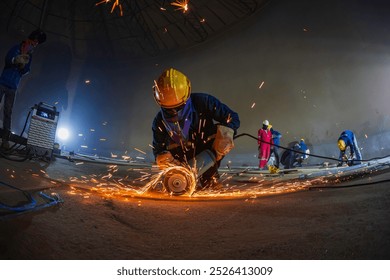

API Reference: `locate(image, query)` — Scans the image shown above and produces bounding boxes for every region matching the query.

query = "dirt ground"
[1,157,390,260]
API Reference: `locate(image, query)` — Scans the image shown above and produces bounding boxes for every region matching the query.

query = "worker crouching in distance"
[152,68,240,189]
[281,139,310,169]
[337,130,362,167]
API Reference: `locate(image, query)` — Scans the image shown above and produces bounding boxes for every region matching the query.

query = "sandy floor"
[1,156,390,259]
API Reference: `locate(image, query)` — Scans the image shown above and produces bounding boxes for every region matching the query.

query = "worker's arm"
[201,93,240,160]
[203,93,240,133]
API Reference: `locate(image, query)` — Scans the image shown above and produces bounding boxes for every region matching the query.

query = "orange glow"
[171,0,189,13]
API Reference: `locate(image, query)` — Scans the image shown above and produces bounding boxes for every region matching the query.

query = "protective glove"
[212,125,235,161]
[14,54,30,69]
[156,151,179,170]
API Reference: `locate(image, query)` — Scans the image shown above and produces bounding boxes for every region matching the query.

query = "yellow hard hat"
[153,68,191,109]
[338,139,346,151]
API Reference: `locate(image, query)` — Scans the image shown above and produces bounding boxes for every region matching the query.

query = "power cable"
[0,180,62,220]
[233,132,390,163]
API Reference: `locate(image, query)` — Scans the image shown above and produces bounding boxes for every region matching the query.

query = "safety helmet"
[338,139,346,151]
[262,120,269,126]
[28,29,46,44]
[153,68,191,109]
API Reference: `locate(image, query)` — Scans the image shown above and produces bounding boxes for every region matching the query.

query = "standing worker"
[258,119,273,169]
[152,68,240,189]
[337,130,362,166]
[0,29,46,148]
[268,123,282,168]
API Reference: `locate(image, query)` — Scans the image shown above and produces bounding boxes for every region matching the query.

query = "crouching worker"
[281,139,310,169]
[152,68,240,189]
[337,130,362,166]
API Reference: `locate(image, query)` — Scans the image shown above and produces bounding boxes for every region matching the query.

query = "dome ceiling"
[1,0,269,59]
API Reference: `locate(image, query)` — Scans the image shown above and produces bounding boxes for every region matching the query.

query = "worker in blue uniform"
[0,29,46,148]
[288,139,310,168]
[152,68,240,188]
[337,130,362,166]
[268,124,282,168]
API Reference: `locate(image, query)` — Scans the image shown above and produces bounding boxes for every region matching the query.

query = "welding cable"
[233,133,390,163]
[0,180,62,219]
[0,180,36,212]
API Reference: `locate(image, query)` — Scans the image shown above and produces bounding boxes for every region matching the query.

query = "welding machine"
[26,102,59,159]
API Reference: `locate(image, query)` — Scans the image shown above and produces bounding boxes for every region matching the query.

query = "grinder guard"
[162,149,217,195]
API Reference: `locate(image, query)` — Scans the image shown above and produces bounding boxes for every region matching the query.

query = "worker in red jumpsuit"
[258,119,273,169]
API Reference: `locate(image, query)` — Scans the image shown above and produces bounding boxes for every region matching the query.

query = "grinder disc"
[163,168,190,195]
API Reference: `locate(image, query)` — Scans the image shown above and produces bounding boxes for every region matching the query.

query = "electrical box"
[27,103,59,159]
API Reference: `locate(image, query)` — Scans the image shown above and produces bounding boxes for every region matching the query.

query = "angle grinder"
[162,149,217,195]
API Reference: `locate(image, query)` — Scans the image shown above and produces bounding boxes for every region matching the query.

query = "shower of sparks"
[96,0,123,16]
[67,159,318,200]
[171,0,189,13]
[50,147,388,202]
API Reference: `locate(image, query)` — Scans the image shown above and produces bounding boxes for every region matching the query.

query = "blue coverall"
[152,93,240,187]
[0,43,32,137]
[270,128,282,168]
[338,130,362,164]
